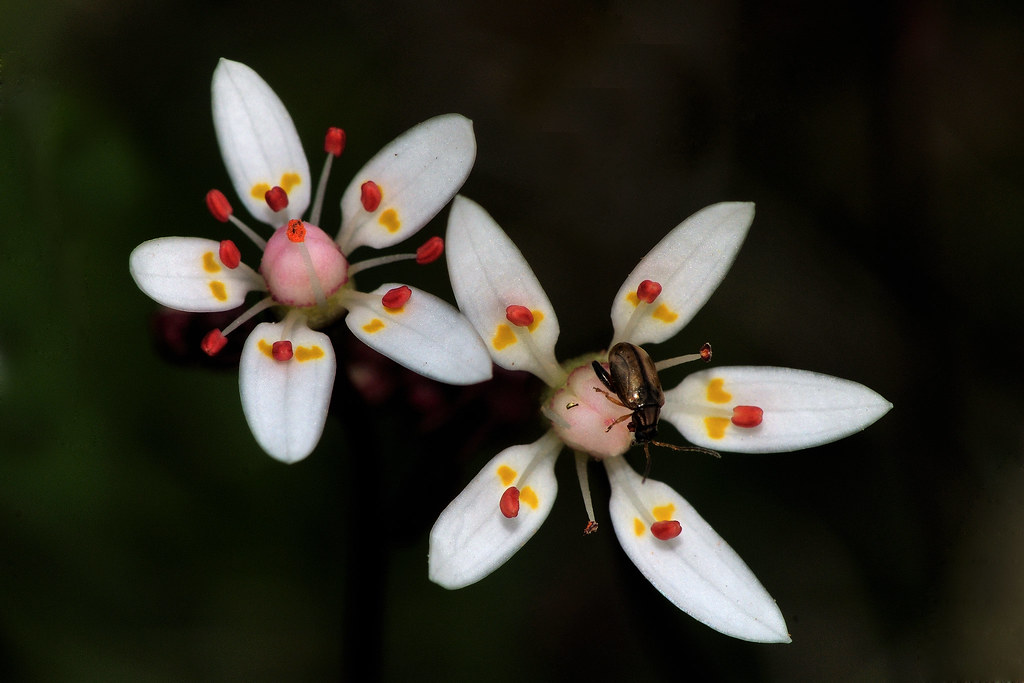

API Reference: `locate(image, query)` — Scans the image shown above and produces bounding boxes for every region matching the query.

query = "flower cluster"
[427,197,892,642]
[129,59,492,463]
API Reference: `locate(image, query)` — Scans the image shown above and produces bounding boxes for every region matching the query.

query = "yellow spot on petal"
[528,310,544,333]
[280,172,301,193]
[626,291,640,307]
[704,417,730,440]
[378,208,401,233]
[362,319,385,334]
[497,465,517,486]
[520,486,538,510]
[707,378,732,404]
[652,303,678,323]
[492,323,517,350]
[202,251,221,273]
[209,281,228,302]
[652,504,676,521]
[250,182,271,200]
[295,345,324,362]
[258,339,273,357]
[633,517,646,536]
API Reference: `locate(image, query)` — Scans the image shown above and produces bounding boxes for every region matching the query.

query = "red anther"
[219,240,241,269]
[206,189,233,222]
[651,520,682,540]
[505,305,534,327]
[272,340,294,361]
[415,236,444,264]
[382,285,412,310]
[360,181,382,212]
[636,279,663,304]
[324,127,346,156]
[499,486,521,518]
[699,342,713,362]
[265,185,289,212]
[286,219,306,243]
[731,405,764,428]
[201,329,228,356]
[583,520,599,535]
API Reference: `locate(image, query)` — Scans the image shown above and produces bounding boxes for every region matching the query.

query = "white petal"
[429,431,563,588]
[610,202,754,346]
[212,59,311,226]
[604,457,790,643]
[337,114,475,253]
[238,321,336,463]
[445,196,564,386]
[129,237,263,311]
[344,284,492,385]
[661,366,893,453]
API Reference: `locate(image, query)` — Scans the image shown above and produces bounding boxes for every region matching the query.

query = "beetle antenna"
[642,442,652,483]
[651,441,721,459]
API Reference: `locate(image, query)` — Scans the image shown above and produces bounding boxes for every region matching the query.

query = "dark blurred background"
[1,0,1022,680]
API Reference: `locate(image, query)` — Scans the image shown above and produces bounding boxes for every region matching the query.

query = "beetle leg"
[592,385,628,408]
[604,411,633,432]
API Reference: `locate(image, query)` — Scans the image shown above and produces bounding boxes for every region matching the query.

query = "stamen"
[731,405,764,428]
[265,186,289,212]
[272,340,293,362]
[324,127,346,156]
[415,236,444,264]
[499,486,520,518]
[286,219,307,243]
[201,329,228,356]
[221,297,275,337]
[360,181,382,212]
[654,342,714,372]
[651,520,682,540]
[381,285,412,310]
[219,240,241,269]
[574,452,599,534]
[505,305,535,328]
[636,279,662,303]
[206,189,233,222]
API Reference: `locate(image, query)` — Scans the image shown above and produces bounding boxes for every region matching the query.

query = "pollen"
[706,378,732,404]
[379,208,401,233]
[492,323,517,350]
[264,186,289,212]
[651,520,682,540]
[732,405,764,428]
[272,340,293,361]
[416,236,444,264]
[704,416,730,440]
[209,281,228,301]
[500,486,520,518]
[360,181,382,212]
[362,319,385,334]
[219,240,241,269]
[505,305,534,327]
[497,465,517,486]
[382,285,412,311]
[295,345,325,362]
[633,517,646,536]
[201,329,228,356]
[202,251,221,273]
[652,503,676,521]
[636,279,662,303]
[519,486,539,510]
[280,172,301,193]
[651,303,678,323]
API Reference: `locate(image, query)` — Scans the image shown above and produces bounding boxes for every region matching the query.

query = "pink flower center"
[260,221,348,307]
[548,363,633,459]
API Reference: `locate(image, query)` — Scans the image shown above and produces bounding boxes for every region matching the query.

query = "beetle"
[592,341,717,479]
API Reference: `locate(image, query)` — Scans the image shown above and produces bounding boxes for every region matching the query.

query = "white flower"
[129,59,491,463]
[429,196,892,643]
